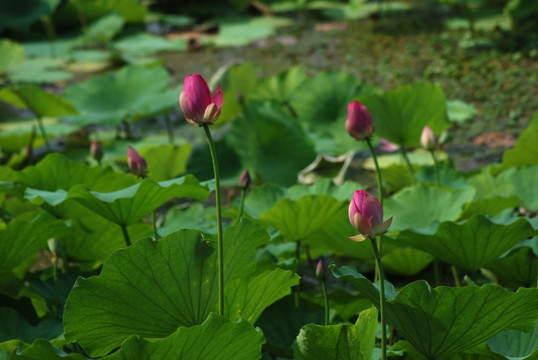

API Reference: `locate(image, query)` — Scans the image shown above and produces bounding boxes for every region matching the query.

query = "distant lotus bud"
[348,190,392,241]
[127,146,147,177]
[379,138,399,152]
[90,141,103,161]
[346,101,373,141]
[239,170,251,190]
[25,145,33,159]
[179,73,223,126]
[315,259,325,280]
[420,126,437,151]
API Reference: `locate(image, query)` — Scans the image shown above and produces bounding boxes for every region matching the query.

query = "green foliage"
[0,40,25,75]
[0,85,77,118]
[502,112,538,168]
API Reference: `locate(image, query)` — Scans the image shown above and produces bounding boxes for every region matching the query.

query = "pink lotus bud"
[179,73,223,126]
[90,141,103,161]
[239,170,251,190]
[420,126,437,151]
[127,146,147,177]
[348,190,392,241]
[379,138,400,152]
[346,101,373,141]
[315,259,325,279]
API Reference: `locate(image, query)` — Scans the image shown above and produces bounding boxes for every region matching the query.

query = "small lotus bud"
[315,259,325,280]
[90,141,103,161]
[127,146,147,177]
[239,170,251,190]
[346,101,374,141]
[420,126,437,151]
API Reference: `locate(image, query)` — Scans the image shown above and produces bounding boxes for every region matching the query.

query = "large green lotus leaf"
[65,216,153,263]
[227,100,316,186]
[260,195,345,242]
[487,322,538,360]
[485,245,538,288]
[254,66,307,103]
[159,203,218,236]
[292,307,378,360]
[68,176,208,225]
[384,186,475,231]
[6,58,72,83]
[290,71,369,155]
[381,247,433,276]
[0,0,59,31]
[62,65,172,126]
[115,32,186,57]
[8,339,87,359]
[0,211,69,278]
[84,13,124,44]
[502,112,538,168]
[139,144,192,182]
[287,178,362,201]
[244,184,287,219]
[102,314,264,360]
[394,215,536,271]
[213,62,258,124]
[332,265,538,359]
[446,100,477,124]
[1,85,77,118]
[359,82,449,147]
[510,165,538,211]
[224,268,299,324]
[211,16,291,47]
[0,39,24,74]
[0,308,62,343]
[64,220,267,356]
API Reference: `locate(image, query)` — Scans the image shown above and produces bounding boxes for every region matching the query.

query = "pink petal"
[181,74,212,123]
[212,84,223,110]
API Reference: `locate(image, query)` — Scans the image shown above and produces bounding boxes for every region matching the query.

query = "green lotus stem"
[400,146,415,185]
[36,116,51,151]
[321,279,329,326]
[41,16,56,57]
[433,258,440,286]
[451,265,461,287]
[165,114,175,144]
[237,188,246,222]
[152,211,159,240]
[370,236,387,360]
[430,149,441,186]
[51,251,59,317]
[294,240,301,308]
[203,124,224,316]
[120,224,131,247]
[365,138,384,207]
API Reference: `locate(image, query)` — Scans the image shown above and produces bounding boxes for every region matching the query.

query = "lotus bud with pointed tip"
[90,141,103,161]
[179,73,223,126]
[239,170,251,190]
[348,190,392,241]
[346,100,373,141]
[420,126,437,151]
[315,259,325,280]
[127,146,147,177]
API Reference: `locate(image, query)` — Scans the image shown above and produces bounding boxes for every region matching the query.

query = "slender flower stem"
[451,265,461,287]
[370,236,387,360]
[400,147,415,185]
[430,149,441,186]
[237,189,246,222]
[203,124,224,316]
[165,114,175,145]
[120,224,131,247]
[294,240,302,308]
[36,117,51,151]
[365,137,384,208]
[152,211,159,240]
[321,280,329,326]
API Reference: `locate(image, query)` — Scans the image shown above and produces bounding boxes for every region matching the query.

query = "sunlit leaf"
[510,165,538,211]
[139,144,192,182]
[487,322,538,360]
[395,215,536,271]
[292,307,378,360]
[102,314,264,360]
[7,58,72,83]
[502,112,538,168]
[0,39,24,74]
[2,85,77,118]
[447,100,477,124]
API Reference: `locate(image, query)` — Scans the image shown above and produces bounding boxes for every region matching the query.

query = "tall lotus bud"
[239,170,251,190]
[315,259,325,280]
[348,190,392,241]
[420,126,437,151]
[90,141,103,161]
[179,73,223,126]
[346,101,373,141]
[127,146,147,177]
